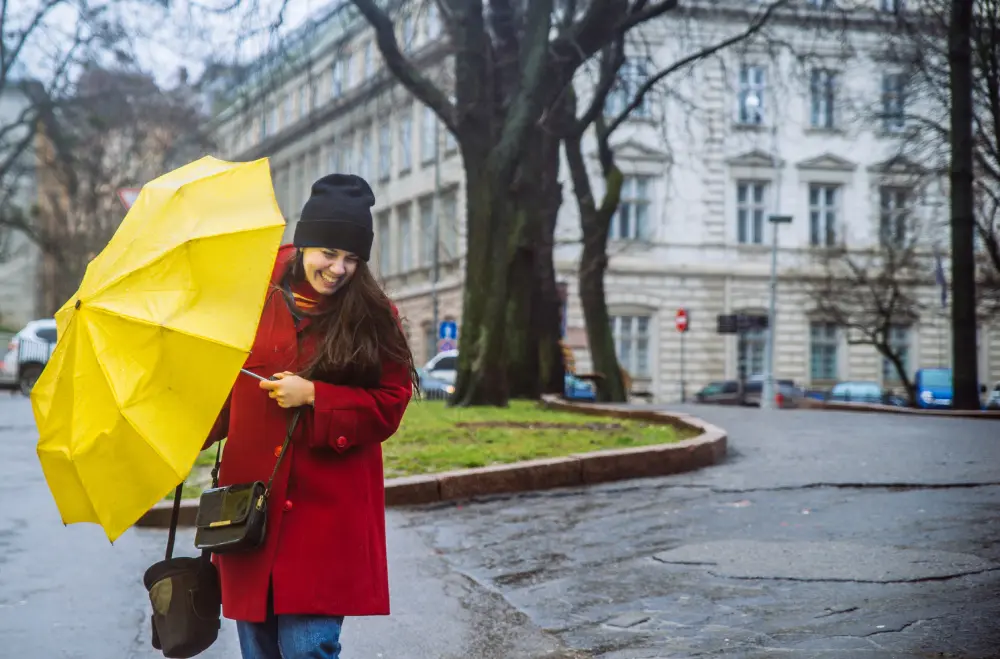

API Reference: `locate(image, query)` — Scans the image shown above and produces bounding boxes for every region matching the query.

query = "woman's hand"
[260,372,316,408]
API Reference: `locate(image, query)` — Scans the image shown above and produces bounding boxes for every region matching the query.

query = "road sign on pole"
[437,339,456,353]
[117,187,141,210]
[438,320,458,341]
[675,308,689,333]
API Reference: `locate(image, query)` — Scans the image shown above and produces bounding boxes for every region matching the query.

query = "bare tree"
[28,67,209,313]
[560,0,790,403]
[344,0,686,406]
[809,230,931,407]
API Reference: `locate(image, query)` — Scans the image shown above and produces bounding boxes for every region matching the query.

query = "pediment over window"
[726,149,782,169]
[604,139,671,163]
[797,153,857,172]
[867,155,926,175]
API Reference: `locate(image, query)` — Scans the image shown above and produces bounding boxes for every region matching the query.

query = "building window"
[881,73,905,132]
[341,134,354,175]
[809,184,838,246]
[332,59,344,97]
[426,2,441,40]
[423,323,436,361]
[611,315,650,378]
[298,85,309,119]
[882,324,910,382]
[364,42,374,79]
[444,125,457,153]
[398,111,413,173]
[810,69,836,129]
[736,181,767,245]
[605,58,650,119]
[419,196,435,266]
[421,106,438,164]
[879,186,909,247]
[402,14,415,51]
[611,176,651,241]
[283,94,294,126]
[268,106,278,135]
[737,64,766,125]
[377,211,392,275]
[378,120,392,181]
[359,129,372,180]
[737,327,766,379]
[398,204,413,271]
[440,190,458,258]
[810,322,839,381]
[880,0,902,12]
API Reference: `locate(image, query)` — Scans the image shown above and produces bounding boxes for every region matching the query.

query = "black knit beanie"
[293,173,376,261]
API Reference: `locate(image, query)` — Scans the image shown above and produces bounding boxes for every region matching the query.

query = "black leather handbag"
[144,484,221,658]
[194,409,302,554]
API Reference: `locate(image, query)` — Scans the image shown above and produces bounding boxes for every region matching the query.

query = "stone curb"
[797,398,1000,419]
[134,396,727,529]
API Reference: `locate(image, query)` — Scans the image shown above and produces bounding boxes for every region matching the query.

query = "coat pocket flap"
[195,482,266,529]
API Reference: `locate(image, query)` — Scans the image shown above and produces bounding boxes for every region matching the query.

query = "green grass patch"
[181,400,695,493]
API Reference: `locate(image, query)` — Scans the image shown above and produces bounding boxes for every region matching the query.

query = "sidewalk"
[0,396,575,659]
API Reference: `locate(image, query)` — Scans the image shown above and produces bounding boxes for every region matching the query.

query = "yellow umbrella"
[32,156,286,542]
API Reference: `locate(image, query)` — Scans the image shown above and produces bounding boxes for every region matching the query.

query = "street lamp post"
[760,214,793,411]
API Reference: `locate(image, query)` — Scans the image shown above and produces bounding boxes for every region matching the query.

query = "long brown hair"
[287,250,419,391]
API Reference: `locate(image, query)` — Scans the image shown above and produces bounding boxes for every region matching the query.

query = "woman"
[203,173,418,659]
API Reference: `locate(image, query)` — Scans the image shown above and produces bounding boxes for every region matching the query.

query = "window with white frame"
[326,142,339,174]
[359,129,372,180]
[737,64,766,125]
[809,184,839,247]
[879,186,909,247]
[378,120,392,181]
[298,85,308,119]
[426,2,441,40]
[809,69,836,129]
[444,124,457,153]
[364,42,374,79]
[610,315,650,377]
[881,324,910,382]
[398,204,413,271]
[377,211,392,275]
[421,106,438,164]
[736,180,767,244]
[605,58,651,119]
[402,14,415,51]
[737,327,766,378]
[440,190,458,258]
[398,111,413,173]
[283,94,294,126]
[332,59,344,97]
[419,196,435,266]
[341,134,354,175]
[423,323,436,361]
[610,176,651,240]
[881,73,905,132]
[343,53,354,88]
[809,322,839,381]
[269,106,279,135]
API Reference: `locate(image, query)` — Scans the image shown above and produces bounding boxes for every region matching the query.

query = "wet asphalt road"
[399,405,1000,658]
[0,395,570,659]
[4,394,1000,659]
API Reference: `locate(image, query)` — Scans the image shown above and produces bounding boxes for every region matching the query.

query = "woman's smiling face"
[301,247,359,295]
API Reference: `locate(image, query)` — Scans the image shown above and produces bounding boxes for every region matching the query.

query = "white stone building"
[0,86,41,330]
[211,0,1000,401]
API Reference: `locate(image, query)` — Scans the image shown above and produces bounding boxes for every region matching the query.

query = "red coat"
[206,245,412,622]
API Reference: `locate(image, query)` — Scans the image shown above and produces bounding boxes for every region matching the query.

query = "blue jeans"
[236,599,343,659]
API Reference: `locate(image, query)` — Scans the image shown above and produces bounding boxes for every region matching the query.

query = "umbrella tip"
[74,299,81,310]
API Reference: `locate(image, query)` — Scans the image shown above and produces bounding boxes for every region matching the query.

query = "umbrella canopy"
[32,156,286,542]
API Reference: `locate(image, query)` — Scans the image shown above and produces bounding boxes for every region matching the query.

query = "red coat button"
[336,436,347,449]
[283,500,293,511]
[273,446,282,457]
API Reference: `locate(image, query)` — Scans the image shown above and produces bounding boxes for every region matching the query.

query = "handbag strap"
[265,409,303,499]
[164,483,184,561]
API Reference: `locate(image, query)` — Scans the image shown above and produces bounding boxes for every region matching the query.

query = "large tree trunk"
[564,127,628,403]
[451,155,515,407]
[505,124,564,399]
[949,0,980,409]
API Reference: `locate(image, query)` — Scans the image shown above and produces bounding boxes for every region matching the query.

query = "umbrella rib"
[83,223,282,304]
[85,304,254,354]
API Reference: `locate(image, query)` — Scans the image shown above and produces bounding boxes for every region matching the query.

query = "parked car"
[1,318,57,395]
[693,377,801,408]
[421,349,596,401]
[986,382,1000,410]
[824,381,907,407]
[416,367,455,401]
[914,367,954,409]
[422,350,458,384]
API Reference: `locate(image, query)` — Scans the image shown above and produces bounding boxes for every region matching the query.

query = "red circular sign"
[675,308,689,332]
